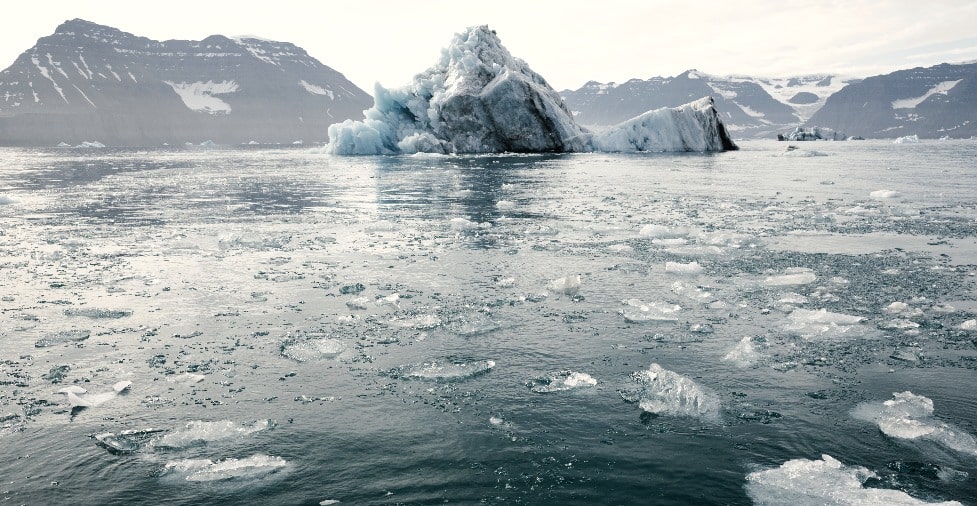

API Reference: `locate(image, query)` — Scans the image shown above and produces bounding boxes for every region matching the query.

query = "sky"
[1,0,976,93]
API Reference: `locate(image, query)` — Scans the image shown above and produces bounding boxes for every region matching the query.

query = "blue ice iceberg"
[327,26,737,155]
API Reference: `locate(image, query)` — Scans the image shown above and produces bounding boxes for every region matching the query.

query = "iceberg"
[852,391,977,456]
[621,363,721,421]
[327,26,737,155]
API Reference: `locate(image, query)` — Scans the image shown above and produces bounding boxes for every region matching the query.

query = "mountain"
[805,62,977,139]
[327,26,735,155]
[0,19,372,146]
[560,71,857,138]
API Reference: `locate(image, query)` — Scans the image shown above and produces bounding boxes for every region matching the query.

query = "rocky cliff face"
[805,62,977,139]
[0,19,373,146]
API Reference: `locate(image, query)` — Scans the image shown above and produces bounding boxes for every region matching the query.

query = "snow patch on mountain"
[164,80,239,114]
[300,80,334,99]
[892,80,962,109]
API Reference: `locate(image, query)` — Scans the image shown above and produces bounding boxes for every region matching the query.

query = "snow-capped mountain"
[0,19,372,146]
[561,70,856,138]
[805,62,977,138]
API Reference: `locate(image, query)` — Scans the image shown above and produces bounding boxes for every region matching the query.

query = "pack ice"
[327,26,737,155]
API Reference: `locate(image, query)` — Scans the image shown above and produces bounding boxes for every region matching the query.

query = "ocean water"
[0,140,975,505]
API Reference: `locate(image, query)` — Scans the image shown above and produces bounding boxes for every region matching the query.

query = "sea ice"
[958,319,976,331]
[620,299,681,323]
[638,224,688,239]
[665,261,703,275]
[893,134,921,144]
[762,268,816,286]
[622,363,721,421]
[163,454,288,482]
[34,329,90,347]
[852,391,977,456]
[391,359,495,382]
[548,275,581,296]
[529,370,597,393]
[326,26,735,155]
[722,336,762,368]
[281,338,347,362]
[784,308,868,340]
[153,420,274,449]
[745,454,962,505]
[871,189,902,199]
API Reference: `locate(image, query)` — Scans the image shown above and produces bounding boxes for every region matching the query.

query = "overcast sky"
[2,0,975,92]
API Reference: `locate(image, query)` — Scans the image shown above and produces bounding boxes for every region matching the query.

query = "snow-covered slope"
[0,19,373,146]
[328,27,736,155]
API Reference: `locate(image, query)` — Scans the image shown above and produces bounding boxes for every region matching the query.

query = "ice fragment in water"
[529,370,597,393]
[745,454,962,505]
[958,319,976,331]
[548,275,581,296]
[345,296,369,310]
[163,454,288,482]
[94,428,166,455]
[784,308,867,340]
[852,391,977,456]
[620,299,681,323]
[870,189,902,199]
[665,261,703,275]
[762,268,816,286]
[63,308,132,319]
[623,363,720,421]
[35,330,90,347]
[722,336,762,368]
[392,359,495,382]
[638,224,688,239]
[281,338,346,362]
[154,420,273,449]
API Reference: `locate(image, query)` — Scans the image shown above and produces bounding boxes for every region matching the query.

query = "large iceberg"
[327,26,737,155]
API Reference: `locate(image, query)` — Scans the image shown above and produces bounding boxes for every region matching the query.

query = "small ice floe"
[495,200,516,210]
[548,275,581,296]
[620,299,681,323]
[852,391,977,456]
[745,454,962,505]
[884,301,923,317]
[665,261,703,275]
[893,134,920,144]
[376,293,401,310]
[280,338,346,362]
[35,330,91,347]
[162,454,288,482]
[153,420,274,449]
[722,336,763,368]
[390,314,442,330]
[93,428,166,455]
[958,319,977,331]
[778,145,826,157]
[449,217,490,231]
[345,296,370,310]
[621,363,720,422]
[670,281,714,304]
[784,308,867,340]
[166,373,206,384]
[450,312,501,336]
[607,243,634,253]
[762,268,816,287]
[638,224,688,239]
[870,189,902,199]
[529,370,597,393]
[60,381,131,408]
[389,359,495,382]
[63,308,132,319]
[320,500,341,506]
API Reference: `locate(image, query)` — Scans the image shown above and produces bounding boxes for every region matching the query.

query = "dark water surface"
[1,141,976,504]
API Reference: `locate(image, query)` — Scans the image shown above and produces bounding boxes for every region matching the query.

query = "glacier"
[327,26,737,155]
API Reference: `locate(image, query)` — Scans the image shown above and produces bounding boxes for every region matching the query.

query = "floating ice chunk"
[639,224,688,239]
[113,380,132,393]
[94,428,166,455]
[529,370,597,393]
[0,195,15,205]
[722,336,762,368]
[320,500,341,506]
[745,454,962,505]
[606,243,634,253]
[762,268,816,286]
[376,293,401,309]
[670,281,714,303]
[281,338,346,362]
[391,314,442,330]
[665,261,703,275]
[548,275,581,296]
[784,308,867,340]
[450,313,501,336]
[63,308,132,319]
[777,293,809,305]
[35,330,90,347]
[893,134,920,144]
[391,359,495,382]
[450,217,478,231]
[884,301,923,317]
[166,373,206,384]
[495,200,516,210]
[958,319,976,331]
[852,391,977,456]
[57,385,88,395]
[871,189,902,199]
[154,420,274,449]
[163,454,288,482]
[345,296,370,310]
[620,299,681,323]
[622,363,720,421]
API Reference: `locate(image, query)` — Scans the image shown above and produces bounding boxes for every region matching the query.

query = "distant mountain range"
[0,19,974,146]
[562,63,977,139]
[0,19,372,146]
